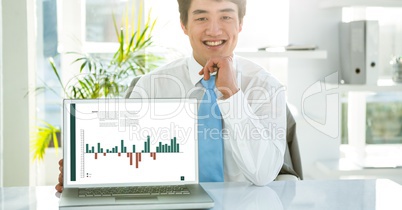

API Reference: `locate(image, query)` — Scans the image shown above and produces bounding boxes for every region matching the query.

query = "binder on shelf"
[339,20,379,85]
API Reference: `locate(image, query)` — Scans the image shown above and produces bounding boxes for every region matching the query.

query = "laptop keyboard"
[78,185,191,197]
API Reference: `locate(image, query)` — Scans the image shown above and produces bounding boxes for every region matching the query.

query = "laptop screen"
[63,98,198,188]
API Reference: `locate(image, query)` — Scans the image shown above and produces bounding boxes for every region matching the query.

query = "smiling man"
[129,0,287,186]
[183,0,242,99]
[56,0,286,192]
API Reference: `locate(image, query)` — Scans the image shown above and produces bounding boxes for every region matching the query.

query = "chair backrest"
[124,76,142,99]
[125,76,303,180]
[279,105,303,179]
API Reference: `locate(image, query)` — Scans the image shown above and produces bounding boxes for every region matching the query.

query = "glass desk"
[1,179,401,210]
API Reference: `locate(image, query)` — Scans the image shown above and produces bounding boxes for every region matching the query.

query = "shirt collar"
[187,54,238,86]
[187,55,203,86]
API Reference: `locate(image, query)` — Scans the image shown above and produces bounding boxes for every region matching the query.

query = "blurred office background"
[1,0,402,187]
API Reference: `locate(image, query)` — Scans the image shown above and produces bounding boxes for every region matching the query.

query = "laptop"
[59,98,214,210]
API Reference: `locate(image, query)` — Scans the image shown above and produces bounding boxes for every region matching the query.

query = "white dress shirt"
[129,55,286,186]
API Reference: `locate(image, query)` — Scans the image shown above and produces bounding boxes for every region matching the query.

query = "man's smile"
[204,40,226,47]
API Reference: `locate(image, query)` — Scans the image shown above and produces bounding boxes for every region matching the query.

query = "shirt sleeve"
[217,76,287,186]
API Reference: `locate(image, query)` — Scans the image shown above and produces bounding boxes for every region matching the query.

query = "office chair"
[125,76,303,181]
[125,76,142,99]
[276,105,303,180]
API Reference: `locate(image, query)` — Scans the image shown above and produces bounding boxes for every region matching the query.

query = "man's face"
[181,0,243,66]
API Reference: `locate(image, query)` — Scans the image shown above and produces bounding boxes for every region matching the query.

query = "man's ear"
[239,21,243,33]
[181,22,188,35]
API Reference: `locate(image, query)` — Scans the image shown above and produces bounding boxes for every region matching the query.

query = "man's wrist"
[221,87,240,99]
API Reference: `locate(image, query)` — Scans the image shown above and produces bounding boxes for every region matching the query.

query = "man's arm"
[201,56,286,186]
[219,86,286,186]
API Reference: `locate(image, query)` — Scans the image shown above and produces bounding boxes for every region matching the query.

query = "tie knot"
[201,75,216,90]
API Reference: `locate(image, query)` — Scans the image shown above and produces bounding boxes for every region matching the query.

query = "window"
[35,0,62,140]
[366,93,402,144]
[341,91,402,145]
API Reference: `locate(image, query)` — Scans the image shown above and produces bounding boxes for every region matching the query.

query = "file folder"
[340,20,379,85]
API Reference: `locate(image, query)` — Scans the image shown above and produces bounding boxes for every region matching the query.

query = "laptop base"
[59,184,214,210]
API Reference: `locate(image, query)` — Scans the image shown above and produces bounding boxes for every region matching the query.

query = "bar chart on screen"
[80,133,190,183]
[84,135,181,169]
[67,100,197,185]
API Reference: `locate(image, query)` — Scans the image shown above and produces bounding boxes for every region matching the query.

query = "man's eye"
[222,16,232,20]
[196,17,207,21]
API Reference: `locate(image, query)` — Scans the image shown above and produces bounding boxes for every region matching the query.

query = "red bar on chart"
[135,153,139,168]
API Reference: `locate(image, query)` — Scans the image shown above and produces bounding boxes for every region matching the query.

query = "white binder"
[340,20,379,85]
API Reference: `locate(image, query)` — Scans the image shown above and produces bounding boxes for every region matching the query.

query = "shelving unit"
[325,79,402,92]
[235,50,327,59]
[336,79,402,92]
[287,0,402,182]
[83,44,329,59]
[320,0,402,8]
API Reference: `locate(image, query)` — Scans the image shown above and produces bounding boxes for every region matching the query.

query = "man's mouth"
[204,40,226,47]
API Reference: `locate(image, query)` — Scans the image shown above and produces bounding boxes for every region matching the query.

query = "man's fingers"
[55,184,63,193]
[199,67,211,80]
[199,56,232,82]
[56,159,65,193]
[204,67,211,80]
[56,173,64,192]
[58,173,63,183]
[199,64,219,81]
[198,68,205,75]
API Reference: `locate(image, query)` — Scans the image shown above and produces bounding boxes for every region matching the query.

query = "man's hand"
[55,158,63,193]
[199,56,239,99]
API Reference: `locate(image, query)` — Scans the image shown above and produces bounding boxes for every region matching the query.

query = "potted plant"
[31,7,163,161]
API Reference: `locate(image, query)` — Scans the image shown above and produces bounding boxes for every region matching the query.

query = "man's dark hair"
[177,0,247,26]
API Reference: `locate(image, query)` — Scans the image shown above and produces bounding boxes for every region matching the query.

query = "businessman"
[56,0,286,193]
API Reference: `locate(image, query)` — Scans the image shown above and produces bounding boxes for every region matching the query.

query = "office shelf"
[320,0,402,8]
[235,50,327,59]
[83,43,328,60]
[332,79,402,92]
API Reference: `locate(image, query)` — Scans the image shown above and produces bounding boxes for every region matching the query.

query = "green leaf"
[49,57,69,98]
[80,61,87,73]
[30,121,60,161]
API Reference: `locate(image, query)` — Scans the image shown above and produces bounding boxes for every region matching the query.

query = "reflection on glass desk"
[1,179,402,210]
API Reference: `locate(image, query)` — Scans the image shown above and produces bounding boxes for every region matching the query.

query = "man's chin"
[205,51,232,58]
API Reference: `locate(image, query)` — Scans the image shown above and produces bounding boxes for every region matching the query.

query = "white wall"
[1,0,36,186]
[0,0,3,187]
[288,0,342,179]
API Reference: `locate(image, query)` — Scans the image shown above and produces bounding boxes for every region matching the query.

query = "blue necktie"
[198,75,224,182]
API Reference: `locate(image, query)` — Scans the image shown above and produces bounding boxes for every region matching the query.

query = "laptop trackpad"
[115,196,158,203]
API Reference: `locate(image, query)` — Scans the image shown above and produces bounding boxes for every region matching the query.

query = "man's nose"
[206,20,222,36]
